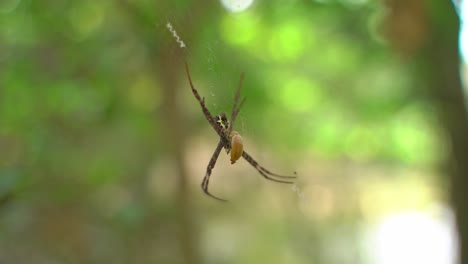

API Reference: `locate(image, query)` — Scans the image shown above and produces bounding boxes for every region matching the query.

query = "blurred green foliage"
[0,0,454,263]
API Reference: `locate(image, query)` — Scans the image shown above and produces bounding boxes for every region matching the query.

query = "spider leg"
[201,140,228,202]
[242,151,297,183]
[229,73,246,132]
[185,62,225,138]
[230,72,244,120]
[231,96,246,129]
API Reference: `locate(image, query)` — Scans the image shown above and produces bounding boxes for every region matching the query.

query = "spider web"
[166,13,295,166]
[162,5,299,199]
[164,18,249,134]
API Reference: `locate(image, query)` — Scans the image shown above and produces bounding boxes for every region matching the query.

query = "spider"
[185,62,296,201]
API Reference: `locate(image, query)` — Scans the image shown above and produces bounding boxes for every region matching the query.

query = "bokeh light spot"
[220,0,254,13]
[268,22,305,61]
[344,125,380,161]
[221,13,257,46]
[390,105,439,165]
[129,74,159,111]
[370,211,456,264]
[312,111,349,156]
[279,77,323,113]
[69,2,105,41]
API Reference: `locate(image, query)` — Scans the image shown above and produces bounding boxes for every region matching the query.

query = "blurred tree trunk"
[117,1,203,263]
[159,53,200,264]
[158,17,202,264]
[423,3,468,263]
[385,0,468,262]
[156,2,213,263]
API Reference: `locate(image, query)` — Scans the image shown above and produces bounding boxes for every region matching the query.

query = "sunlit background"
[0,0,465,263]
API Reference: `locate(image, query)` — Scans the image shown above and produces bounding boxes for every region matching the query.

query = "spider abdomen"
[230,131,243,164]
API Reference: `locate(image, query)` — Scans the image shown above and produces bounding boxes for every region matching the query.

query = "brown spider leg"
[242,151,296,182]
[231,97,246,130]
[201,140,228,202]
[229,72,245,133]
[185,62,225,137]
